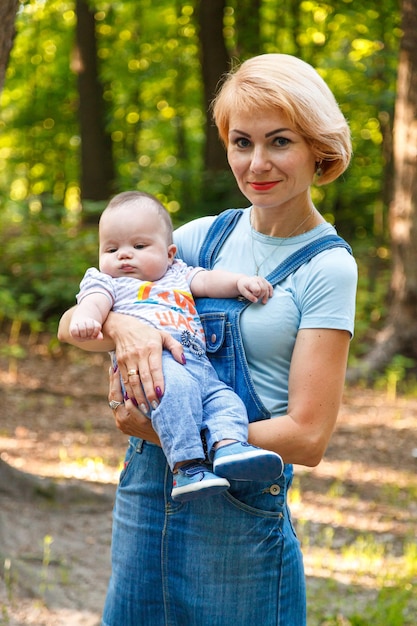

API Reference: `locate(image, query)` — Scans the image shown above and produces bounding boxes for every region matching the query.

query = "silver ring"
[109,400,123,410]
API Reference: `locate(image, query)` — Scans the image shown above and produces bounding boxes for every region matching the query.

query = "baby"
[68,191,284,502]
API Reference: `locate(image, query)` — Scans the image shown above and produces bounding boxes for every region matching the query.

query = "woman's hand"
[104,311,185,409]
[59,306,185,407]
[108,364,161,444]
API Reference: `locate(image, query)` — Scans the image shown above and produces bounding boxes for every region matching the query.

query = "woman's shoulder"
[175,214,217,241]
[174,216,215,266]
[300,223,357,272]
[174,209,249,265]
[291,224,357,307]
[314,224,356,267]
[294,228,357,315]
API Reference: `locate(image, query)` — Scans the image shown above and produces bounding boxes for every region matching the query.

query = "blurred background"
[0,0,409,372]
[1,2,417,625]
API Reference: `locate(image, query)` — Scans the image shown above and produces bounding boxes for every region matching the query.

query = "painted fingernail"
[181,353,186,364]
[151,400,158,410]
[113,363,118,373]
[155,386,162,399]
[124,391,129,401]
[140,403,148,414]
[131,397,138,407]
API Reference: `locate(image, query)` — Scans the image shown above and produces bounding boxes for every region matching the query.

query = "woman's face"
[226,110,317,214]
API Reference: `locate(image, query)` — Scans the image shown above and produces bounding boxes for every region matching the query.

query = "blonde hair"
[211,54,351,185]
[102,191,174,244]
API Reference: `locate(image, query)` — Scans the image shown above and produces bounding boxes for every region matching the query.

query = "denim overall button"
[211,333,217,343]
[269,484,280,496]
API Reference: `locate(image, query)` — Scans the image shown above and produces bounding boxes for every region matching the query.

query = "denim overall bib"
[102,210,351,626]
[196,208,351,421]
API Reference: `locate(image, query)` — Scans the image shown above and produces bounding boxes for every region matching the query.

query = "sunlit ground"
[1,343,417,624]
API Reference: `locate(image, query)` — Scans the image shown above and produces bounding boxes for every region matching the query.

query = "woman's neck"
[250,203,323,238]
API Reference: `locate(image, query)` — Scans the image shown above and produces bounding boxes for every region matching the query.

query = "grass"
[302,526,417,625]
[291,454,417,624]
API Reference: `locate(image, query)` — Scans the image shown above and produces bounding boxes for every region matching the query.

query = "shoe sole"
[171,478,230,502]
[213,451,283,482]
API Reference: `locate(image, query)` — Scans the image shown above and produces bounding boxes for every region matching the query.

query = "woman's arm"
[107,326,350,454]
[248,328,351,467]
[58,306,185,407]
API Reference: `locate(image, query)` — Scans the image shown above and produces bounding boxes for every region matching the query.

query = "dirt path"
[1,339,417,625]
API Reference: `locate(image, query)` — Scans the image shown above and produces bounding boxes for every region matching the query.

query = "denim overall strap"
[264,234,352,285]
[196,209,352,422]
[198,208,244,268]
[196,294,271,421]
[198,208,352,274]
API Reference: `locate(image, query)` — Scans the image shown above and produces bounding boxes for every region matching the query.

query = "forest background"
[1,1,417,625]
[0,0,406,373]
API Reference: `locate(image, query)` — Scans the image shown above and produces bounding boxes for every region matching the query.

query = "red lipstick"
[249,181,278,191]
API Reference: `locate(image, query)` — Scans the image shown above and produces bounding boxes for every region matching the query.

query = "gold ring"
[127,369,139,376]
[109,400,123,410]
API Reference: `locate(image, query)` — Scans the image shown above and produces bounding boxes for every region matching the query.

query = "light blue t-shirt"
[174,207,357,417]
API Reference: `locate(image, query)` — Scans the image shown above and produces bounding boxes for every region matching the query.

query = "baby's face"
[98,205,175,282]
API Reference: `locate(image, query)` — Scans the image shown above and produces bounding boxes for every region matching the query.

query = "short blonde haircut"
[211,54,351,185]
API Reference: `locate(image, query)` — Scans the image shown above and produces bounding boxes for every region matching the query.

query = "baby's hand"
[69,318,104,341]
[236,276,273,304]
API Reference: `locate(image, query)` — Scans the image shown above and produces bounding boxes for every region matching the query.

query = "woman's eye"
[274,136,290,147]
[235,137,251,148]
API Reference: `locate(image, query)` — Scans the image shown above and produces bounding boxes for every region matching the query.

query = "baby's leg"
[150,352,206,471]
[201,365,284,482]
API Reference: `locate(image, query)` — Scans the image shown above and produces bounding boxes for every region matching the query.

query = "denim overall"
[102,210,351,626]
[196,209,351,422]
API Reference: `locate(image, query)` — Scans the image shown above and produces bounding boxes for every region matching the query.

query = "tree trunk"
[196,0,248,212]
[75,0,114,207]
[0,0,19,91]
[351,0,417,380]
[197,0,230,172]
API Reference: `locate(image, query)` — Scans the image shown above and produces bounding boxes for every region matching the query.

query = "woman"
[58,53,357,626]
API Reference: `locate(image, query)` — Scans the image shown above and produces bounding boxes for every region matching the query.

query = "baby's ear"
[167,244,177,264]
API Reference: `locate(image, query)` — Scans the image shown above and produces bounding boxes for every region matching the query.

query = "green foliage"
[349,239,391,359]
[324,585,415,625]
[309,584,416,625]
[0,0,401,220]
[0,196,98,331]
[0,0,403,337]
[0,1,79,202]
[374,355,417,398]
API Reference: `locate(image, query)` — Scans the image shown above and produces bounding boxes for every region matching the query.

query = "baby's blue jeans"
[151,350,249,469]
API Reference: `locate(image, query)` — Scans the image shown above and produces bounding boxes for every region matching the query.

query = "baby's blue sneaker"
[213,442,284,482]
[171,462,230,502]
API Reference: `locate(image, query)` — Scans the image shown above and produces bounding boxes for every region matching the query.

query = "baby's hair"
[103,191,174,244]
